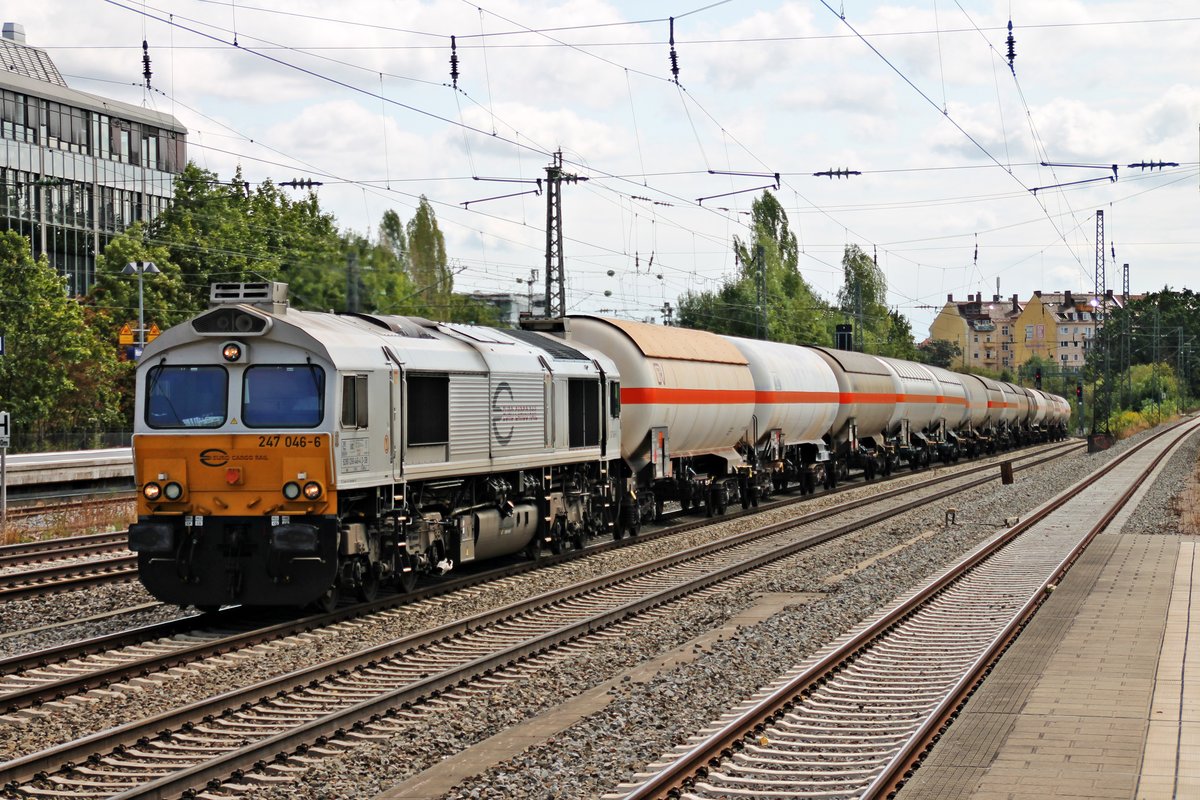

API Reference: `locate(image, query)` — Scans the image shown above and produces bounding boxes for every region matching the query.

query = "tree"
[916,338,962,368]
[877,309,918,360]
[835,244,894,352]
[406,196,451,306]
[677,190,829,343]
[0,231,124,448]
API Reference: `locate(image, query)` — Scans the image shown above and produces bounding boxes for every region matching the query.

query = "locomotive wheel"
[527,535,544,559]
[314,584,340,614]
[681,495,692,513]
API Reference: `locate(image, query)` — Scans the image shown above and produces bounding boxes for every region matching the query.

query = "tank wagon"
[128,282,1071,609]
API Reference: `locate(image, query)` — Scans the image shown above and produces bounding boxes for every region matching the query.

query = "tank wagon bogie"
[722,335,839,495]
[128,282,1070,610]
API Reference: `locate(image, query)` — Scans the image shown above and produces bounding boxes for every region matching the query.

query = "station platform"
[898,531,1198,799]
[2,447,133,488]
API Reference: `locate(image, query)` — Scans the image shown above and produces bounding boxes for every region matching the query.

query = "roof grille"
[209,282,288,315]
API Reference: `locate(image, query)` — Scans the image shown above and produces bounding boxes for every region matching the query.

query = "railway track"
[0,440,1084,798]
[0,440,1074,607]
[0,554,138,602]
[0,532,129,571]
[613,418,1199,800]
[0,441,1078,721]
[3,495,134,524]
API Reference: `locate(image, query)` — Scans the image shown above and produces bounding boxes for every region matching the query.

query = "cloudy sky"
[21,1,1200,335]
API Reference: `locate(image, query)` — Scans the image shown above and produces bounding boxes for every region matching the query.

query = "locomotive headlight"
[164,481,184,500]
[221,342,244,362]
[282,481,301,500]
[143,482,162,501]
[302,481,323,500]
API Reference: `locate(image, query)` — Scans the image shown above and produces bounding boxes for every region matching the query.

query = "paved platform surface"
[898,533,1198,800]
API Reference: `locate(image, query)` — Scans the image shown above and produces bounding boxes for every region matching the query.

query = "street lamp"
[122,261,160,351]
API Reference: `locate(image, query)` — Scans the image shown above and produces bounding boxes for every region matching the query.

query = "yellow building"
[1010,290,1126,374]
[928,293,1023,371]
[929,289,1131,377]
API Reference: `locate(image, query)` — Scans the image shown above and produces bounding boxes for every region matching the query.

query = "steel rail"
[0,533,130,570]
[0,442,1078,716]
[618,418,1193,800]
[866,417,1200,799]
[0,440,1079,796]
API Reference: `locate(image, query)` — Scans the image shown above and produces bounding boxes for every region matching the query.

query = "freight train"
[128,283,1071,610]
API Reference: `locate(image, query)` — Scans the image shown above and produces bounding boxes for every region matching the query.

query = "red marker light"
[226,468,242,485]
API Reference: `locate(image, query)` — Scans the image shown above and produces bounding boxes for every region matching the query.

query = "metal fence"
[4,429,132,453]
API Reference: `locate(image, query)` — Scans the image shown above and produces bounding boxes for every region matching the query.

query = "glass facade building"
[0,23,186,295]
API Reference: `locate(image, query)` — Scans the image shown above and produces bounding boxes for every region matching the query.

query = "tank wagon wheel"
[654,494,665,523]
[864,459,876,481]
[357,563,381,603]
[680,495,692,513]
[549,519,569,555]
[397,556,419,594]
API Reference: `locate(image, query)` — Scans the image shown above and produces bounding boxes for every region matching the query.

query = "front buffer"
[130,514,339,607]
[129,432,339,608]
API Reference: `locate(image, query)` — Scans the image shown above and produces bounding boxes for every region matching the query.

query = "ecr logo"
[492,382,514,446]
[199,448,230,467]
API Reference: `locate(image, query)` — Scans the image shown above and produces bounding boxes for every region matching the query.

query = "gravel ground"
[232,427,1199,800]
[4,430,1191,798]
[0,583,185,660]
[1120,424,1200,535]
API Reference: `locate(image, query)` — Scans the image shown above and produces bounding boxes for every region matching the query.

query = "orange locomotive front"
[130,432,337,608]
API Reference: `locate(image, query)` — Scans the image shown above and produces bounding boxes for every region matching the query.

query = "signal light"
[1035,368,1042,390]
[1076,383,1083,401]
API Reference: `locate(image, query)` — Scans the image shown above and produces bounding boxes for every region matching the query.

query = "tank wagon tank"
[806,347,897,484]
[722,335,839,495]
[537,315,758,524]
[129,283,622,609]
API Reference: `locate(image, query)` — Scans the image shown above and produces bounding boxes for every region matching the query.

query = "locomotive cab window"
[341,375,369,428]
[407,373,449,446]
[242,364,325,428]
[145,365,228,428]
